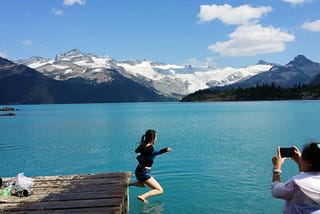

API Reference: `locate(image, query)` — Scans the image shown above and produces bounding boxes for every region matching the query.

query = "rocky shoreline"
[0,106,18,116]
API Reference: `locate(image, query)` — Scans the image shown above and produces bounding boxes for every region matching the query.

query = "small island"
[0,106,18,116]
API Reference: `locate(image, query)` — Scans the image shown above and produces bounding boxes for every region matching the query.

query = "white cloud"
[302,20,320,32]
[63,0,86,6]
[52,8,64,16]
[208,24,295,57]
[186,57,216,67]
[21,40,32,46]
[198,4,272,25]
[282,0,307,5]
[0,51,7,58]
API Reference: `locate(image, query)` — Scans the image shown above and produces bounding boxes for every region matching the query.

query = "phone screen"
[280,147,294,158]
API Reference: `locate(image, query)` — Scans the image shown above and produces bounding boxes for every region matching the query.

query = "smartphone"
[280,147,294,158]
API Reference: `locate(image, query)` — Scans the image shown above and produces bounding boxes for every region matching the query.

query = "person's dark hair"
[302,142,320,172]
[141,130,156,145]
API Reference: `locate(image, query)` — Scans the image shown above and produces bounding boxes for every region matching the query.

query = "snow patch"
[117,61,164,80]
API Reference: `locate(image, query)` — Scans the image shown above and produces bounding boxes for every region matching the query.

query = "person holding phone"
[271,142,320,213]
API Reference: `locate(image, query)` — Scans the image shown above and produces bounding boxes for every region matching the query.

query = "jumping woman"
[129,129,172,204]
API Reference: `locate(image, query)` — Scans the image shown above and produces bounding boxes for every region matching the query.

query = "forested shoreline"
[181,83,320,102]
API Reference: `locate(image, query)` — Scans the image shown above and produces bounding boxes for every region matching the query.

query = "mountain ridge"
[0,57,171,104]
[181,54,320,102]
[4,49,320,103]
[210,54,320,90]
[16,49,273,99]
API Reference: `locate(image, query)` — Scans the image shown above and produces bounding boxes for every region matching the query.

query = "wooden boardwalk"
[0,172,131,214]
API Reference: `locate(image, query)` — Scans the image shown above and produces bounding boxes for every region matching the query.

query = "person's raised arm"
[292,145,303,171]
[272,147,285,182]
[153,147,172,156]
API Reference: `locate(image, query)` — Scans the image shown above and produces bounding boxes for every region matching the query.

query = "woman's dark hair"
[141,130,156,145]
[302,142,320,172]
[135,130,157,153]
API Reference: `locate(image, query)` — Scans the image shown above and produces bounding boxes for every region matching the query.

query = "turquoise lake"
[1,101,320,213]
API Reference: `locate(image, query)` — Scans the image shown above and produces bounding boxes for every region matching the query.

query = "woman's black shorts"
[135,165,151,182]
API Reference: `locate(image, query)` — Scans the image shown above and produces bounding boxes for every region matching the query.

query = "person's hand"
[292,145,301,165]
[272,147,285,170]
[167,147,172,152]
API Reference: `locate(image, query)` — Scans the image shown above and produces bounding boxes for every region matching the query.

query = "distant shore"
[181,84,320,102]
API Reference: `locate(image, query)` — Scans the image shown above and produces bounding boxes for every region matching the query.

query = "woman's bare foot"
[137,195,148,204]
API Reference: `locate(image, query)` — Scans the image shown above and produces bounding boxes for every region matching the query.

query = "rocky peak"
[55,49,93,63]
[256,60,280,67]
[256,60,270,65]
[15,56,50,66]
[286,55,314,67]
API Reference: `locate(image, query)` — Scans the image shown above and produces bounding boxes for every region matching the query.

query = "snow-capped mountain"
[18,49,272,98]
[220,55,320,89]
[1,56,170,104]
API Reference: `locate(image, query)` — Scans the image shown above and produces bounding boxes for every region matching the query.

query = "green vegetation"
[181,83,320,102]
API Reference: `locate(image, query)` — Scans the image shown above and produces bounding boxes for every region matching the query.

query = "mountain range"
[1,49,320,104]
[0,56,169,104]
[216,55,320,90]
[15,49,272,98]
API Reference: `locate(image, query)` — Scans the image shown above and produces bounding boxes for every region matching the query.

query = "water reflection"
[141,201,164,214]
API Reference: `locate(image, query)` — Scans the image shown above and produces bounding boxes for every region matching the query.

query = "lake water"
[1,101,320,213]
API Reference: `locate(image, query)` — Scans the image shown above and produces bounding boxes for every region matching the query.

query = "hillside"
[181,83,320,102]
[181,55,320,102]
[0,57,171,104]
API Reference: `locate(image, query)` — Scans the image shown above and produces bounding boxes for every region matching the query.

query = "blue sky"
[0,0,320,67]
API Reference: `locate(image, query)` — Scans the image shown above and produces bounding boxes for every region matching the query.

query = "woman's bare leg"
[137,176,163,204]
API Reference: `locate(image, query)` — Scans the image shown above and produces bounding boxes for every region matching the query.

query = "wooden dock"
[0,172,131,214]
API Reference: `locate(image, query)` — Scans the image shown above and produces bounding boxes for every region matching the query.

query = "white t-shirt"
[272,172,320,213]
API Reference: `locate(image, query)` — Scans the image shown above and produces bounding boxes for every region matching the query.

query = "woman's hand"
[167,147,172,152]
[272,147,285,170]
[292,145,301,165]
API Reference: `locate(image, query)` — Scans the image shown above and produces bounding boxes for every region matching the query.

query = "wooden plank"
[33,172,130,181]
[32,178,125,188]
[0,172,131,214]
[32,184,126,191]
[2,198,123,211]
[3,206,122,214]
[1,191,125,203]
